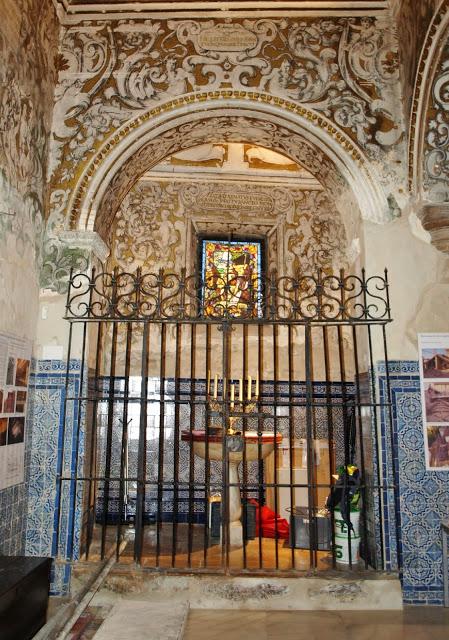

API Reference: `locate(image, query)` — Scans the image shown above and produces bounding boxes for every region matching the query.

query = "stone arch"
[409,1,449,200]
[66,93,391,247]
[409,3,449,253]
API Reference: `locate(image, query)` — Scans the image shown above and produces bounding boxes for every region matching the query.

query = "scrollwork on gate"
[65,268,391,323]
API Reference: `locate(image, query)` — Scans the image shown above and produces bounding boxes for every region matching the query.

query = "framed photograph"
[6,357,15,385]
[423,382,449,423]
[15,390,27,414]
[419,334,449,470]
[4,391,15,414]
[0,418,7,446]
[426,425,449,469]
[421,348,449,378]
[15,358,30,388]
[7,417,25,445]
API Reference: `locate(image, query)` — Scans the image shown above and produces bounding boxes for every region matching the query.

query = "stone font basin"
[181,429,282,546]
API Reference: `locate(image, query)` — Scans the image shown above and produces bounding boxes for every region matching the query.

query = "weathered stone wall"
[0,0,59,339]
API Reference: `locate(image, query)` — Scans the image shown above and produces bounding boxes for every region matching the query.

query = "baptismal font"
[182,373,282,547]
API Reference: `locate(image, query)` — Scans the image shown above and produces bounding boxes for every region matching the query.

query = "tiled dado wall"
[94,377,353,526]
[25,359,83,595]
[0,482,27,555]
[378,361,449,606]
[17,358,449,602]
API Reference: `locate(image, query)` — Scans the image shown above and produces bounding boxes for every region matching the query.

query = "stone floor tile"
[184,608,449,640]
[93,600,188,640]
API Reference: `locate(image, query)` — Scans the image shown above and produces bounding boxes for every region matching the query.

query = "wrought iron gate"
[56,268,400,575]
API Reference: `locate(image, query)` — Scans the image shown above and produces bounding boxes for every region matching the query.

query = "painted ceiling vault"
[106,143,352,280]
[88,114,352,242]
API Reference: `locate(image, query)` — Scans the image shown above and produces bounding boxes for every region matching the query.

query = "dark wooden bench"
[0,556,51,640]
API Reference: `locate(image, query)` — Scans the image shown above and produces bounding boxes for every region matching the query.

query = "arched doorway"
[54,96,399,576]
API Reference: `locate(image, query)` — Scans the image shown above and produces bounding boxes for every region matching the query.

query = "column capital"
[416,202,449,254]
[58,230,110,263]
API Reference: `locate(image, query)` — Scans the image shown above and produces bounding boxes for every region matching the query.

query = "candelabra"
[206,375,259,436]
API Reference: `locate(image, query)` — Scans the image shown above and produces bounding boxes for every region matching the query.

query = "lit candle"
[207,370,211,396]
[247,375,252,401]
[239,378,243,402]
[213,374,218,400]
[230,383,235,409]
[255,373,259,398]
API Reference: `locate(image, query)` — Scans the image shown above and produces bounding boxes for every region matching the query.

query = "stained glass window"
[200,239,263,317]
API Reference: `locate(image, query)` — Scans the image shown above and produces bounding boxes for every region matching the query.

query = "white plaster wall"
[35,292,86,361]
[363,213,448,361]
[0,220,40,341]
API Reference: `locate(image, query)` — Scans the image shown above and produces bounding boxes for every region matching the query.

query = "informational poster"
[418,334,449,471]
[0,332,32,489]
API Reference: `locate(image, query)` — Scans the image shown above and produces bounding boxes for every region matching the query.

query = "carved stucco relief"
[0,0,59,325]
[93,115,348,241]
[107,178,348,278]
[423,35,449,203]
[49,16,405,233]
[0,0,57,247]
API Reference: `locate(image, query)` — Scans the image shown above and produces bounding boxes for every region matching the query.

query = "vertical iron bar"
[55,320,73,559]
[322,325,336,569]
[187,323,196,568]
[116,322,132,561]
[272,323,279,569]
[172,323,182,567]
[257,323,263,568]
[382,323,402,570]
[68,319,88,560]
[85,321,103,560]
[337,323,352,569]
[203,324,211,567]
[352,324,369,568]
[367,324,385,569]
[242,324,248,569]
[222,322,230,572]
[305,323,317,570]
[134,322,149,563]
[71,266,94,559]
[101,321,118,560]
[288,325,295,569]
[156,324,166,566]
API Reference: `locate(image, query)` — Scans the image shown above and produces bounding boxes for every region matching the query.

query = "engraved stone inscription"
[198,24,258,52]
[198,190,274,213]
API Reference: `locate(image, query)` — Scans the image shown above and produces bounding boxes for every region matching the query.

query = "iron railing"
[56,268,400,578]
[65,268,391,323]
